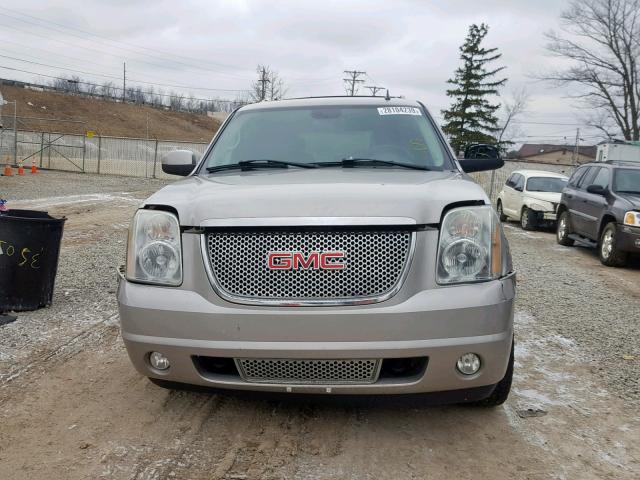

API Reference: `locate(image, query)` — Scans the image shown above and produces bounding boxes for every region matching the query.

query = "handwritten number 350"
[0,241,41,269]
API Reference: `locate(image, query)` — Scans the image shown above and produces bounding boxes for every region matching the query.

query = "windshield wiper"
[616,190,640,194]
[313,158,431,171]
[206,159,316,173]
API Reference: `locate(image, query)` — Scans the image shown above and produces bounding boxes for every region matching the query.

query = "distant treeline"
[1,76,246,114]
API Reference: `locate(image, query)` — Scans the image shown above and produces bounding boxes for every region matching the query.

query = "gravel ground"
[1,170,168,201]
[0,172,639,479]
[504,223,640,403]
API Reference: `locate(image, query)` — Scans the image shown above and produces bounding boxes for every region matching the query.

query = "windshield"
[614,169,640,193]
[526,177,567,193]
[201,105,453,171]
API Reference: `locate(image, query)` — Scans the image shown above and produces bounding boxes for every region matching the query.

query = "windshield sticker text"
[377,107,422,116]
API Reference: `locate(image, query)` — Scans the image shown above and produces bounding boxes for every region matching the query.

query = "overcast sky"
[0,0,603,145]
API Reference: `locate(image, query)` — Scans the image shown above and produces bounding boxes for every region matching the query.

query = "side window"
[590,167,610,188]
[568,167,587,187]
[505,174,516,188]
[514,174,525,191]
[577,167,596,189]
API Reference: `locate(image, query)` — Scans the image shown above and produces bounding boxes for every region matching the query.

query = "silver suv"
[117,97,515,406]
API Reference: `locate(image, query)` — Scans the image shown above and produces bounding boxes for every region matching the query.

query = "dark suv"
[556,161,640,266]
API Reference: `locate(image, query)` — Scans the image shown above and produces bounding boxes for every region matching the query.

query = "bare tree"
[544,0,640,140]
[84,82,99,96]
[169,91,185,111]
[249,65,288,102]
[497,88,530,150]
[101,81,117,99]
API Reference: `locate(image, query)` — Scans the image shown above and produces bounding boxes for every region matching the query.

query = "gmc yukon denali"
[117,97,516,406]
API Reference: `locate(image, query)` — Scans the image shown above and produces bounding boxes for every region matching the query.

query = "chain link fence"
[470,160,575,204]
[5,129,208,179]
[2,126,577,199]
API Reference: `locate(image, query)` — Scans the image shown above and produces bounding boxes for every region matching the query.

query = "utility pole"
[364,85,385,96]
[258,67,270,101]
[343,70,366,96]
[572,128,580,165]
[122,61,126,103]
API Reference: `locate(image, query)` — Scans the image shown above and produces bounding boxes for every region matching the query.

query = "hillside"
[0,84,222,141]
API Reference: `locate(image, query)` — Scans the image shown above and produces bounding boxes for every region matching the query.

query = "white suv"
[497,170,568,230]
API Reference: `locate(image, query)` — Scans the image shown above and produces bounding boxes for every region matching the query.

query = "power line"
[343,70,366,96]
[0,65,241,103]
[0,9,252,79]
[364,85,385,96]
[0,54,249,92]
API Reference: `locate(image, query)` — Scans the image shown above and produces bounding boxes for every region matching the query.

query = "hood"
[524,191,562,204]
[143,169,488,226]
[618,192,640,209]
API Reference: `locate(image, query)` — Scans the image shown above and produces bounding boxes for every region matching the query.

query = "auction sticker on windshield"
[377,106,422,115]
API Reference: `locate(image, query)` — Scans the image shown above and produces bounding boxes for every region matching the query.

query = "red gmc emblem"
[267,251,345,270]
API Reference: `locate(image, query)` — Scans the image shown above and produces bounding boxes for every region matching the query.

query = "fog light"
[149,351,170,370]
[457,353,480,375]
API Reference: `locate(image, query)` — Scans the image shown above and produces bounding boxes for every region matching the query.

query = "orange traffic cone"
[3,164,12,176]
[17,163,24,176]
[30,160,37,174]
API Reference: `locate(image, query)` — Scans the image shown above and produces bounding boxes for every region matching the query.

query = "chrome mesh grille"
[236,358,380,384]
[205,229,412,303]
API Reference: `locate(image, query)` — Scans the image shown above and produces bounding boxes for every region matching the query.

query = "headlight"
[126,209,182,286]
[623,211,640,227]
[437,206,502,284]
[529,201,554,212]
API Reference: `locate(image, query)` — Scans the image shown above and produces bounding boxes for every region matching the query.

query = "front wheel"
[520,207,537,231]
[556,211,574,246]
[473,339,514,407]
[599,222,628,267]
[496,201,507,222]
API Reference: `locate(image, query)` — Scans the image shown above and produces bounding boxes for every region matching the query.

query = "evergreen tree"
[441,24,507,155]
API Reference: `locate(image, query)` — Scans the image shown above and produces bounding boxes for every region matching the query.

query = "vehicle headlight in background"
[529,201,554,212]
[623,211,640,227]
[126,209,182,286]
[437,206,502,284]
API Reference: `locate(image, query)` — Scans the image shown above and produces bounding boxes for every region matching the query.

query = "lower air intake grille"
[235,358,381,384]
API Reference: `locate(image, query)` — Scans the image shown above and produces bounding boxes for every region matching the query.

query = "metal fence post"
[97,135,101,174]
[152,138,159,178]
[12,102,17,166]
[488,169,497,202]
[47,132,51,168]
[81,134,86,172]
[39,132,44,168]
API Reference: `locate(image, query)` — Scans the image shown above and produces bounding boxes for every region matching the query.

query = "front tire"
[520,207,537,231]
[598,222,628,267]
[556,211,575,246]
[496,201,507,222]
[473,339,514,407]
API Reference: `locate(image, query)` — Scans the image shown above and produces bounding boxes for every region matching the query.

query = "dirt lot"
[1,171,639,479]
[1,85,221,141]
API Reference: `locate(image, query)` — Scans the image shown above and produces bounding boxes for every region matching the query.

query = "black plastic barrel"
[0,209,66,312]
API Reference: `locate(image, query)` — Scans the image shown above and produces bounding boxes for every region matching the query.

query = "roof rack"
[604,160,640,166]
[281,94,406,101]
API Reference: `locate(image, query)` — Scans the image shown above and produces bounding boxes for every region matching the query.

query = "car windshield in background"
[201,105,453,172]
[614,169,640,193]
[526,177,567,193]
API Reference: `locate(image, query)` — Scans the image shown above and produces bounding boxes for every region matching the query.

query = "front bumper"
[617,224,640,253]
[117,272,515,396]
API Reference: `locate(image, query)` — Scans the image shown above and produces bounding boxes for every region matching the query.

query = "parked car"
[496,170,569,230]
[117,97,516,406]
[556,161,640,267]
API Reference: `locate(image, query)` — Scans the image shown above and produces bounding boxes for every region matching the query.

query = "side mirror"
[161,150,199,176]
[459,143,504,173]
[586,184,606,195]
[514,185,523,192]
